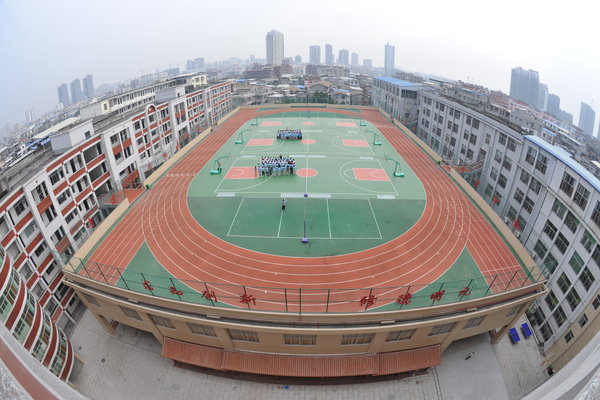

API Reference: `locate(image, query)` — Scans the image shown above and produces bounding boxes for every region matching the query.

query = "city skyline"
[1,0,599,129]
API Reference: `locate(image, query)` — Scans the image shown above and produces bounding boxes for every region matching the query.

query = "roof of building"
[32,117,81,140]
[376,76,422,88]
[525,135,600,192]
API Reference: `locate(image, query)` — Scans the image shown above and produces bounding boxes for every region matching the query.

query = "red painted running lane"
[89,108,523,311]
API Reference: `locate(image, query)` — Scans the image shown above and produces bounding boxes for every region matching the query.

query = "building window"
[485,184,493,197]
[529,307,545,326]
[559,172,576,197]
[592,202,600,229]
[552,200,566,219]
[593,246,600,268]
[523,197,534,214]
[533,240,548,260]
[502,156,512,171]
[579,267,595,291]
[513,189,524,204]
[552,306,567,327]
[564,330,574,344]
[385,329,416,342]
[543,221,557,239]
[529,178,541,194]
[569,252,584,274]
[535,155,547,174]
[525,147,537,165]
[498,174,507,189]
[578,314,588,328]
[564,212,579,233]
[506,206,517,223]
[573,184,590,210]
[187,322,216,336]
[507,138,516,152]
[227,329,259,342]
[557,273,571,294]
[464,316,486,329]
[341,333,374,345]
[283,334,317,345]
[429,322,456,336]
[520,170,530,185]
[490,167,498,181]
[592,294,600,310]
[544,291,558,310]
[120,306,142,320]
[566,288,581,311]
[542,253,558,277]
[150,315,175,329]
[554,233,570,254]
[539,322,553,342]
[581,230,596,253]
[84,294,99,306]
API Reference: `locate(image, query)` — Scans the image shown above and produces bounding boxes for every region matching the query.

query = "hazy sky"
[1,0,599,132]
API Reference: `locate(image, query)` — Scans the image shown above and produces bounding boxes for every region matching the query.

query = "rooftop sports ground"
[70,106,542,314]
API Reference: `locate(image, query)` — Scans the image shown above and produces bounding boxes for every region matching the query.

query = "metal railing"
[67,256,545,314]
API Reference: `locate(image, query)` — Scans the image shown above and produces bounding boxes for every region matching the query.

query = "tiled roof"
[162,338,441,377]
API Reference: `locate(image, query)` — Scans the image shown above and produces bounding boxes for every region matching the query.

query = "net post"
[284,288,288,312]
[116,267,130,290]
[505,270,519,291]
[459,279,473,301]
[96,262,110,285]
[484,275,498,296]
[298,288,302,315]
[203,282,215,306]
[326,289,331,313]
[169,278,182,301]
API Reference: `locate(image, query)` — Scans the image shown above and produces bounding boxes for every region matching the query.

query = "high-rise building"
[266,30,284,66]
[578,102,596,136]
[70,79,83,104]
[309,45,321,65]
[537,83,548,111]
[24,107,35,123]
[57,83,70,107]
[338,49,349,66]
[325,44,334,65]
[363,59,373,68]
[294,55,302,63]
[547,93,561,117]
[351,52,359,66]
[509,67,540,107]
[384,42,395,75]
[83,74,95,100]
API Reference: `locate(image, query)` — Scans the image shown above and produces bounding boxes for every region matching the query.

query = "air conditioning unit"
[515,231,521,239]
[504,217,509,224]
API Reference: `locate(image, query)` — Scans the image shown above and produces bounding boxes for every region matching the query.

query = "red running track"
[86,108,528,312]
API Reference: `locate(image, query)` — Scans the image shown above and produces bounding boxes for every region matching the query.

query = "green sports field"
[187,113,426,257]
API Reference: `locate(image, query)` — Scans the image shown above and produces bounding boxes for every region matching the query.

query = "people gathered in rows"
[276,129,303,140]
[256,155,296,176]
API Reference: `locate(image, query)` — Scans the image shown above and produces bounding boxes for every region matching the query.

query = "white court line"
[226,234,383,240]
[217,192,236,197]
[326,198,332,239]
[360,156,374,160]
[377,194,396,199]
[368,198,383,239]
[281,192,305,198]
[308,193,331,198]
[277,210,284,237]
[226,197,245,236]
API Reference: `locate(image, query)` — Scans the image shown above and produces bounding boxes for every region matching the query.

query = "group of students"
[256,155,296,176]
[276,129,303,140]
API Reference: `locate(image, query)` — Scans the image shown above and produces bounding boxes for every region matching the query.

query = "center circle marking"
[296,168,318,177]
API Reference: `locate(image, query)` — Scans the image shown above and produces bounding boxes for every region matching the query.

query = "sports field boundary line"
[326,198,332,239]
[227,197,245,236]
[367,198,383,239]
[225,233,385,240]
